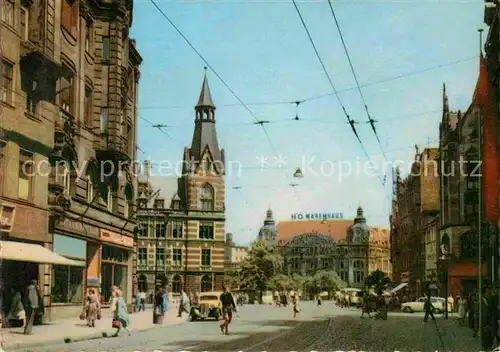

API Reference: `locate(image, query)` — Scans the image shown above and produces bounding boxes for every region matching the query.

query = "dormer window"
[154,199,164,209]
[200,183,214,211]
[138,199,147,209]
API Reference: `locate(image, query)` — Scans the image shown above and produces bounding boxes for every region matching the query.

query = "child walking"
[293,296,300,318]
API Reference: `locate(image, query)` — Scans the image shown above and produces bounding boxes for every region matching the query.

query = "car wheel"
[403,306,413,313]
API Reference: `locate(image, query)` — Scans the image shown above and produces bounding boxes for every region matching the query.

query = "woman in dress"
[85,289,100,327]
[113,289,131,336]
[458,294,467,324]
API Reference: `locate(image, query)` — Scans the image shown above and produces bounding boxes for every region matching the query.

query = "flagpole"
[478,27,484,347]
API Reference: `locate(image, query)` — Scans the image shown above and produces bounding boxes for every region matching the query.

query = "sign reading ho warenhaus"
[291,212,344,220]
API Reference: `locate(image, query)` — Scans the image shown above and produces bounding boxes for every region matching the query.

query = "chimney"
[144,160,151,178]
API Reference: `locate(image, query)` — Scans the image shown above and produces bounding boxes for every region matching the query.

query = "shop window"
[155,248,165,266]
[18,150,33,201]
[84,86,93,127]
[200,275,212,292]
[51,265,84,303]
[172,221,183,238]
[172,275,181,293]
[1,60,13,104]
[61,0,77,34]
[172,248,182,266]
[1,0,14,27]
[199,223,214,240]
[102,37,110,61]
[101,245,129,303]
[201,249,211,266]
[138,247,147,266]
[156,223,166,238]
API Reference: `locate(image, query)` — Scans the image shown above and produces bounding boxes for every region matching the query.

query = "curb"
[3,319,188,351]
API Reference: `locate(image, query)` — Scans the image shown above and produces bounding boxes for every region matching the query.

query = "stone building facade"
[224,233,249,271]
[390,147,439,298]
[276,207,391,289]
[0,0,141,319]
[135,74,226,297]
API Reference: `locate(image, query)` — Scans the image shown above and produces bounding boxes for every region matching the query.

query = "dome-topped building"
[258,209,277,242]
[348,206,370,244]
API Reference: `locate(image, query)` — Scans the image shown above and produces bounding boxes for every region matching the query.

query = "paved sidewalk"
[0,308,188,350]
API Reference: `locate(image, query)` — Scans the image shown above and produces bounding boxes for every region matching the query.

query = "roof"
[137,175,179,208]
[196,74,215,108]
[277,219,353,243]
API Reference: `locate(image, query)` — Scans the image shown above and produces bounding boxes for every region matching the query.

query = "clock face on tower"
[200,186,211,197]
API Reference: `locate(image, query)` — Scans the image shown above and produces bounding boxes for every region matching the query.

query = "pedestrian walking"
[109,286,118,317]
[458,294,467,324]
[112,289,131,337]
[219,286,237,335]
[23,280,40,335]
[84,289,101,328]
[471,292,479,337]
[317,294,322,306]
[292,296,300,318]
[423,293,435,323]
[139,291,146,311]
[135,293,140,312]
[479,286,494,351]
[177,289,189,317]
[360,293,372,319]
[448,294,454,316]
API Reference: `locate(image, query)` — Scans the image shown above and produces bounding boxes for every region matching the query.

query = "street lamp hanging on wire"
[293,168,304,178]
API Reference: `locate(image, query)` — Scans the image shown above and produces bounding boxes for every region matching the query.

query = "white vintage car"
[401,297,452,314]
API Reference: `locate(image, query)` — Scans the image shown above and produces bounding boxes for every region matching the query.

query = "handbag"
[79,311,86,320]
[112,319,120,328]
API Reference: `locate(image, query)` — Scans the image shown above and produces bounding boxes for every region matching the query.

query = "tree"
[270,274,294,292]
[365,270,391,295]
[313,270,346,294]
[238,239,283,303]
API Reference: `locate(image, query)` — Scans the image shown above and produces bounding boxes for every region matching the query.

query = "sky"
[130,0,485,245]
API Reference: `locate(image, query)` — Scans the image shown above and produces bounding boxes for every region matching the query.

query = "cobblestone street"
[15,302,482,352]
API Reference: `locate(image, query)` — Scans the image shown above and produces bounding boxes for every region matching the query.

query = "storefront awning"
[391,282,408,293]
[0,241,85,266]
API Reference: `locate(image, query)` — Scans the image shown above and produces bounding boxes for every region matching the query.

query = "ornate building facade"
[135,74,226,296]
[390,147,439,298]
[274,208,391,289]
[0,0,141,319]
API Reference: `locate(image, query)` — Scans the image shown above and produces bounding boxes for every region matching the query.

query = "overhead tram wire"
[149,0,306,206]
[137,55,477,111]
[327,0,389,163]
[291,0,385,187]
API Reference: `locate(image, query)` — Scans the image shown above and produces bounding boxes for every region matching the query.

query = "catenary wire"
[327,0,389,163]
[149,0,305,206]
[291,0,385,187]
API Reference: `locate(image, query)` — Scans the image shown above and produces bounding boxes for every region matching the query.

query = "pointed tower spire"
[443,83,449,114]
[196,67,215,110]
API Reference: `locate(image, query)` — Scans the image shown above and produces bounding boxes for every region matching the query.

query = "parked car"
[190,291,223,321]
[401,297,452,314]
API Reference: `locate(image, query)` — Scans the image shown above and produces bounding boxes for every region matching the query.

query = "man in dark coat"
[423,293,435,323]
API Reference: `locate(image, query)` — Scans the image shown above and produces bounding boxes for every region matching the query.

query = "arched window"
[353,260,364,283]
[138,274,147,293]
[200,183,214,210]
[172,275,181,293]
[200,275,212,292]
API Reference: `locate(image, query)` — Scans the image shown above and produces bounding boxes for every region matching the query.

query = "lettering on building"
[290,212,344,220]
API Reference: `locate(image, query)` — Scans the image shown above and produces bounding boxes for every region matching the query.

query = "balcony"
[95,133,130,162]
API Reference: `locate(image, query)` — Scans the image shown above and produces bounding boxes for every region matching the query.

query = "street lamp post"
[439,254,451,319]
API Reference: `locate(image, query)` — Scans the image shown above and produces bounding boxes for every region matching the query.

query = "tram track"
[182,317,333,351]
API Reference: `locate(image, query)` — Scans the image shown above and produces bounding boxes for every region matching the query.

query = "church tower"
[176,71,226,293]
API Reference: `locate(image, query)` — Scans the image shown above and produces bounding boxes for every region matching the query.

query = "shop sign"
[0,204,16,233]
[58,218,99,238]
[100,229,134,248]
[291,212,344,220]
